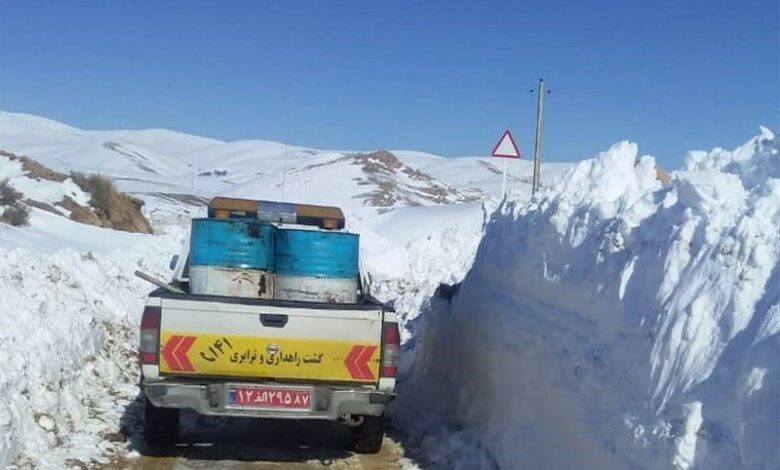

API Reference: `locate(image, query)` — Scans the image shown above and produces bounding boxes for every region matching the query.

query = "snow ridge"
[399,129,779,469]
[0,229,184,469]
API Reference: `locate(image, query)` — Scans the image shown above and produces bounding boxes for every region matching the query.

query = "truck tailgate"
[158,296,383,384]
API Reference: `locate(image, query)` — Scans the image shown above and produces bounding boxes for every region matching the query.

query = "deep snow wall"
[399,129,779,469]
[0,228,182,469]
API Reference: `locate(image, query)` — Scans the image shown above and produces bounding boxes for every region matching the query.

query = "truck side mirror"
[169,255,179,271]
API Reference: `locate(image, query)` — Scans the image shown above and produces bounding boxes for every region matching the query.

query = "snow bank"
[350,202,487,341]
[398,130,779,469]
[0,223,183,469]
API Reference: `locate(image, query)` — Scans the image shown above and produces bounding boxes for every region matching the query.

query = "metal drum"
[189,218,275,298]
[273,228,359,303]
[189,265,274,298]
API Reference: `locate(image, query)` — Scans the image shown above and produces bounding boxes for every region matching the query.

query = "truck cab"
[138,199,399,454]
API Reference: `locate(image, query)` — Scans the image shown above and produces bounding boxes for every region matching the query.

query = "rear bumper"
[142,381,394,420]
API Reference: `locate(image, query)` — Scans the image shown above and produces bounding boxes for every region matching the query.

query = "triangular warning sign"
[492,130,521,158]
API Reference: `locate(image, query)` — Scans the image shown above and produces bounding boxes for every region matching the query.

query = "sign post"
[491,129,521,199]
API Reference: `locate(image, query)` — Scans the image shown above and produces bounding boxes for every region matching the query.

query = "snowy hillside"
[0,111,562,205]
[397,128,779,469]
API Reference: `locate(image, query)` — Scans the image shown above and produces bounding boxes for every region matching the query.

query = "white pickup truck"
[138,225,399,454]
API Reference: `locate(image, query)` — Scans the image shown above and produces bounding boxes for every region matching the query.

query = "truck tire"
[143,396,179,446]
[351,414,385,454]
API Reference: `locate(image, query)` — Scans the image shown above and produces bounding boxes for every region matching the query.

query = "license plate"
[228,386,312,410]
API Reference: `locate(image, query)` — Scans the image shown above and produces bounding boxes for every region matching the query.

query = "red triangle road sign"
[492,130,521,159]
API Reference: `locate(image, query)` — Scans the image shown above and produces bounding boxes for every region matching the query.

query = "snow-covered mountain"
[0,111,569,208]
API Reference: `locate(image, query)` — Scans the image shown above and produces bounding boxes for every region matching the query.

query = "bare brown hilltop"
[0,150,152,234]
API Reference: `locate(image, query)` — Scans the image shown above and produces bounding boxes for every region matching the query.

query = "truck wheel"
[351,414,385,454]
[143,396,179,446]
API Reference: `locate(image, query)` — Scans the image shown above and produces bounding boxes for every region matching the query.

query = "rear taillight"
[381,322,400,377]
[139,306,161,365]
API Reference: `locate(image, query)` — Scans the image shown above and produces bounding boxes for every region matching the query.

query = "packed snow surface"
[397,128,779,469]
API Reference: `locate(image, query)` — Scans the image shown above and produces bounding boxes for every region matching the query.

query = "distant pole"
[188,164,194,192]
[281,108,291,203]
[532,78,545,195]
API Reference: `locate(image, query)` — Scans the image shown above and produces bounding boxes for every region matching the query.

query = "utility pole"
[532,78,547,195]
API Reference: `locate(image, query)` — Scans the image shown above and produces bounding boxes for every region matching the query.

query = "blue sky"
[1,0,778,169]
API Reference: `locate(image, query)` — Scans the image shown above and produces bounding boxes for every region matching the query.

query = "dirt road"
[107,406,416,469]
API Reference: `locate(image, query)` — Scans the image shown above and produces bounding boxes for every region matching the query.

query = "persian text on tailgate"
[159,332,380,382]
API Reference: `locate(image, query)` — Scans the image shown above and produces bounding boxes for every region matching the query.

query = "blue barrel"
[190,218,275,269]
[274,229,359,278]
